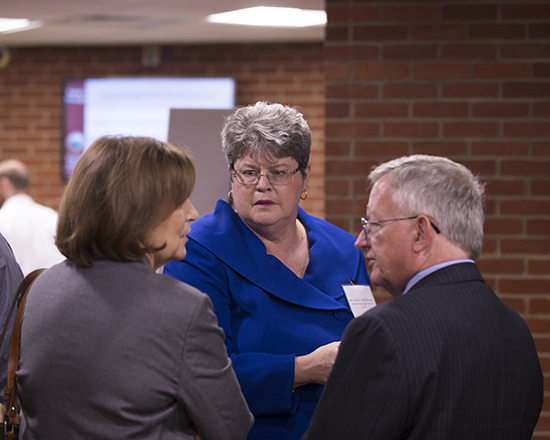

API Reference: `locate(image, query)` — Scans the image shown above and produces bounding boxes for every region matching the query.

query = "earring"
[300,190,308,200]
[228,190,234,202]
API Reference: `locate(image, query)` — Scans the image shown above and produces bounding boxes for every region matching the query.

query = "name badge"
[342,284,377,317]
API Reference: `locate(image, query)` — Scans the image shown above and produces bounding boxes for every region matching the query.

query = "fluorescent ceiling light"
[207,6,327,28]
[0,18,43,34]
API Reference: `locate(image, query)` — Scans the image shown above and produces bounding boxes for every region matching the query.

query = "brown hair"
[56,136,195,267]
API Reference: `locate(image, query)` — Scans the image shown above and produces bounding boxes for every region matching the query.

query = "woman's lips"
[255,200,275,206]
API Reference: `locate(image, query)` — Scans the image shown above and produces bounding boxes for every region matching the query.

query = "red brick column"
[324,1,550,435]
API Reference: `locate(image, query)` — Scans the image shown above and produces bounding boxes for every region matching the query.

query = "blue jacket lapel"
[189,200,350,311]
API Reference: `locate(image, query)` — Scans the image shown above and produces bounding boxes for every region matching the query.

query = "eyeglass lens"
[234,168,298,185]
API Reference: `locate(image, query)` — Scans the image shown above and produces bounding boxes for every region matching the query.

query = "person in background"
[303,154,544,440]
[165,102,370,440]
[0,233,23,392]
[17,136,254,440]
[0,160,64,275]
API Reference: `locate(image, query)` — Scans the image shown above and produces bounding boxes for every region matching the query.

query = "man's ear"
[412,215,433,253]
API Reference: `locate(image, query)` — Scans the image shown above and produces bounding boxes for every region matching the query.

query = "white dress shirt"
[0,194,64,275]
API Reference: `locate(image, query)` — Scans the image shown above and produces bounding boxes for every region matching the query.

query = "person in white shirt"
[0,160,64,275]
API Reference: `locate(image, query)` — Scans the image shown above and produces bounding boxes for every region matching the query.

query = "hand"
[294,341,341,388]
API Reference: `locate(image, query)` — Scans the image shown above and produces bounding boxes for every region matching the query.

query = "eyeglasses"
[231,167,301,186]
[361,216,441,239]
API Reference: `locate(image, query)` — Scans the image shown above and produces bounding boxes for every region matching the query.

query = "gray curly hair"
[221,102,311,170]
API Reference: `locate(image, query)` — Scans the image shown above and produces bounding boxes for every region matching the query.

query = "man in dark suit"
[303,155,543,440]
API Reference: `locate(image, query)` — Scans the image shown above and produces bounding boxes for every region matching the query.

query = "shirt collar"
[403,259,475,295]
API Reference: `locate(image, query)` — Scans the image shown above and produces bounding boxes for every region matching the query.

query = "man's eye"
[242,170,258,176]
[271,170,287,176]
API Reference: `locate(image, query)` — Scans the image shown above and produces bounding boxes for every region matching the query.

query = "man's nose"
[355,229,370,250]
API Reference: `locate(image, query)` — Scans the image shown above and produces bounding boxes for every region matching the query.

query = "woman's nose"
[256,173,272,189]
[185,200,199,222]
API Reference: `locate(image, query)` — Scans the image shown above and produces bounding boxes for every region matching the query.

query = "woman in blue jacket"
[165,102,370,440]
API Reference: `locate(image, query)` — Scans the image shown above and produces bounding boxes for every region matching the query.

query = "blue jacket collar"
[189,200,351,310]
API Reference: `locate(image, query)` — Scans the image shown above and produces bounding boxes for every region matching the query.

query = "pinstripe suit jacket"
[304,263,543,440]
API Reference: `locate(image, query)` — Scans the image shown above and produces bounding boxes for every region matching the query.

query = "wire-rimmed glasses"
[231,167,301,186]
[361,216,441,239]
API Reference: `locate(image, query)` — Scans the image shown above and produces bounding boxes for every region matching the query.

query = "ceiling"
[0,0,325,47]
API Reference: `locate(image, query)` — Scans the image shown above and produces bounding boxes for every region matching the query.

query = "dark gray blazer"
[0,233,23,391]
[304,263,543,440]
[18,258,253,440]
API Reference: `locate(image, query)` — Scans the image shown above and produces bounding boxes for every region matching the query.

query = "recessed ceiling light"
[0,18,42,34]
[206,6,327,28]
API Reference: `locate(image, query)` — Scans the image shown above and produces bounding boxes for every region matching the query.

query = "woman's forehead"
[235,153,296,167]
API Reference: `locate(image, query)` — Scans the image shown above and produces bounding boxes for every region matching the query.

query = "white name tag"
[342,284,377,317]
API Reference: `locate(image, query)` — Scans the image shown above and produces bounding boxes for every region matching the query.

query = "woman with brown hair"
[17,136,253,440]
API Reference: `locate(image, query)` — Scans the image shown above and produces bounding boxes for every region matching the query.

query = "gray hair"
[369,155,485,260]
[221,101,311,170]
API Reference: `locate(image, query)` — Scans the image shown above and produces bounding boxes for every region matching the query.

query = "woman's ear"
[303,164,311,188]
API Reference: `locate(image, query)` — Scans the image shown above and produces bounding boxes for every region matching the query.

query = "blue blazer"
[165,200,370,440]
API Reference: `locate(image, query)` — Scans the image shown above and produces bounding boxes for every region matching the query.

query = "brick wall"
[0,43,325,217]
[1,2,549,434]
[325,0,550,436]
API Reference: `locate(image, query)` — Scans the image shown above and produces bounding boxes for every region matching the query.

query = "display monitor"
[61,77,235,181]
